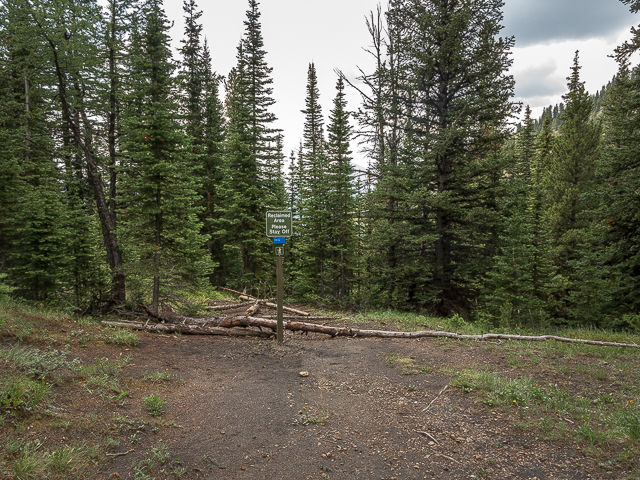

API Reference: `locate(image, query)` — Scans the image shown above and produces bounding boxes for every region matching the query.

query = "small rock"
[299,371,309,377]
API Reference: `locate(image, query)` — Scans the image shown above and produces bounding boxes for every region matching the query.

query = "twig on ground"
[106,449,134,457]
[436,453,460,465]
[422,385,448,412]
[414,430,438,444]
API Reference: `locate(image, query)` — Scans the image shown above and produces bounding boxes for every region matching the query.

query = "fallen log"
[244,302,261,317]
[101,320,272,338]
[130,305,640,349]
[239,295,276,303]
[206,302,253,311]
[237,295,311,316]
[261,315,338,321]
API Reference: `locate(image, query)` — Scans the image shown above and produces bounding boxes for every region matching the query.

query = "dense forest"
[1,0,639,331]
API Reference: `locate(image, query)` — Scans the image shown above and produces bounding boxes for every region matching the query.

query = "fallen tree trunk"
[244,302,261,317]
[238,298,310,317]
[261,315,338,321]
[126,306,640,349]
[101,320,272,338]
[238,295,276,303]
[206,302,253,311]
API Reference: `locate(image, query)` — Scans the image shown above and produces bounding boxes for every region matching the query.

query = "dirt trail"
[104,331,598,479]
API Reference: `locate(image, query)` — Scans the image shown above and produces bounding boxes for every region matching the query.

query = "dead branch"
[414,430,438,444]
[239,295,276,303]
[106,449,134,457]
[218,286,254,298]
[261,315,337,321]
[422,385,448,412]
[125,306,640,349]
[436,453,460,465]
[206,302,253,311]
[101,321,273,338]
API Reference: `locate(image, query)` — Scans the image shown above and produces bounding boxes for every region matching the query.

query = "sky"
[157,0,639,165]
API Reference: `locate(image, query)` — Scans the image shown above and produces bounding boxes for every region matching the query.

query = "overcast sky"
[157,0,638,165]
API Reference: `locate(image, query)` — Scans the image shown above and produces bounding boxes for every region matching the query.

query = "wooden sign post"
[266,211,292,344]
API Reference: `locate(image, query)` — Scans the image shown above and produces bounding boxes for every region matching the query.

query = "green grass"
[0,376,50,414]
[385,354,431,375]
[143,394,168,416]
[447,364,640,450]
[104,328,140,347]
[0,346,80,379]
[144,370,173,382]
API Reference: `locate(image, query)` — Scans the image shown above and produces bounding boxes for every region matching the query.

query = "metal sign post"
[266,211,292,344]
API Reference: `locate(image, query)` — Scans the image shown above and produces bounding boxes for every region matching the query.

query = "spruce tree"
[200,40,226,285]
[325,76,356,299]
[546,52,602,322]
[214,0,280,293]
[0,1,77,302]
[366,0,517,315]
[294,62,331,297]
[120,0,212,311]
[597,63,640,319]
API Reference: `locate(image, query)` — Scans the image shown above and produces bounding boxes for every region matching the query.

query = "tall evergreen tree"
[546,52,602,322]
[364,0,516,315]
[325,76,356,299]
[200,40,226,285]
[19,0,128,304]
[120,0,212,311]
[214,0,280,293]
[294,62,331,297]
[597,62,640,319]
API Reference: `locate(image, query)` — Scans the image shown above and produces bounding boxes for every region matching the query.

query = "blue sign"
[273,237,286,245]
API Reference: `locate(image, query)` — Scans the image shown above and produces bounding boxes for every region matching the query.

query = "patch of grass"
[0,375,50,414]
[64,328,96,347]
[144,370,173,382]
[293,407,328,426]
[104,328,140,347]
[143,394,168,416]
[13,446,43,480]
[0,345,80,379]
[49,445,94,475]
[619,410,640,442]
[386,354,430,375]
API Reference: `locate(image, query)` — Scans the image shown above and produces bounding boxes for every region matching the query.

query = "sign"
[266,211,292,237]
[273,237,286,245]
[275,246,285,256]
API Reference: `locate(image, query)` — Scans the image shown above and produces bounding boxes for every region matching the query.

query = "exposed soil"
[2,306,636,480]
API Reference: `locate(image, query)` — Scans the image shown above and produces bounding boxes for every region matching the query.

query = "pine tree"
[597,62,640,319]
[546,52,602,322]
[365,0,517,315]
[200,40,226,285]
[120,0,212,311]
[20,0,128,304]
[325,76,356,299]
[214,0,280,293]
[294,62,331,297]
[179,0,205,147]
[0,1,76,302]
